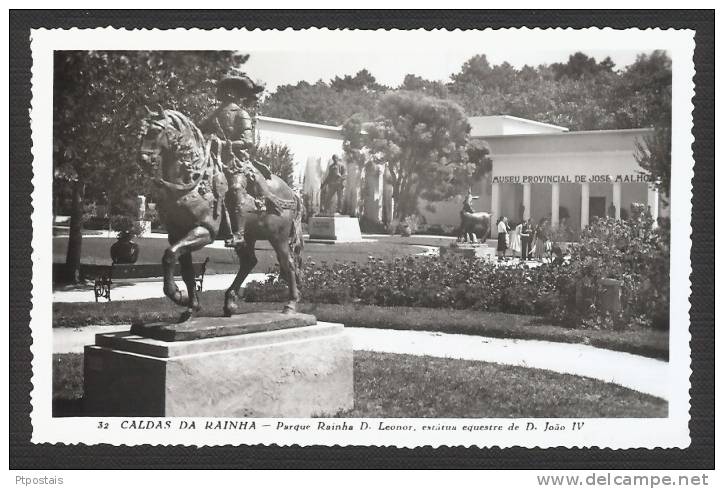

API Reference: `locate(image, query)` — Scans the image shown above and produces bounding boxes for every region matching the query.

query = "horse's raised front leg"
[273,240,300,314]
[223,240,257,317]
[163,226,212,314]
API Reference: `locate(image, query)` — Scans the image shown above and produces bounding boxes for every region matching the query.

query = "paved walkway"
[53,325,668,400]
[53,273,268,303]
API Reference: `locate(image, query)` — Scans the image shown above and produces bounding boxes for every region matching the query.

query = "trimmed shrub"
[248,209,669,331]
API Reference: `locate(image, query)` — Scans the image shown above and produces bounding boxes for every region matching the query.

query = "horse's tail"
[289,193,305,281]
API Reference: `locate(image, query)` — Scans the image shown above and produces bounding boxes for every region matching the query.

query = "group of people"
[496,216,563,263]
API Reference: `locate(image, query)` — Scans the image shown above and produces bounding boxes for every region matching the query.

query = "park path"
[52,272,268,303]
[53,325,668,400]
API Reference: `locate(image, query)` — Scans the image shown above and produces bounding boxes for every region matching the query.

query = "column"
[491,182,500,230]
[612,181,622,220]
[551,182,560,228]
[580,182,590,229]
[647,184,660,225]
[522,183,531,221]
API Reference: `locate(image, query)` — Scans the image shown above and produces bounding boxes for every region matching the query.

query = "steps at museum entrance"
[439,242,496,261]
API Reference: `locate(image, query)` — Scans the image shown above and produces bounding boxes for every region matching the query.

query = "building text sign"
[492,173,652,184]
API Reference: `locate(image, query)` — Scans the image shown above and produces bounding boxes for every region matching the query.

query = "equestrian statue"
[458,189,491,243]
[138,70,304,321]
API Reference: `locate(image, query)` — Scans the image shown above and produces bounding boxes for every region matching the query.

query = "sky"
[243,48,649,93]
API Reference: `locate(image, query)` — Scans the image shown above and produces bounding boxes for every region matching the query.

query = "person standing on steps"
[534,218,548,262]
[496,216,509,262]
[520,218,532,261]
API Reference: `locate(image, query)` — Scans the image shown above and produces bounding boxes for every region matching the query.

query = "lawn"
[53,235,434,276]
[53,351,667,418]
[53,298,669,360]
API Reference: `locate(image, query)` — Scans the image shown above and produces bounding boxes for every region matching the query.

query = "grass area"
[53,235,429,276]
[53,296,668,360]
[53,351,666,418]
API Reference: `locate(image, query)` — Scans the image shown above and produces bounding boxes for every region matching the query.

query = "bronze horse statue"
[458,211,492,244]
[138,108,304,320]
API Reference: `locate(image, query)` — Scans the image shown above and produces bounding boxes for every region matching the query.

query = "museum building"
[257,114,665,232]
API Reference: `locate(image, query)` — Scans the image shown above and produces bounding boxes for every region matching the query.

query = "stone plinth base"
[439,243,495,261]
[84,319,353,417]
[308,215,362,242]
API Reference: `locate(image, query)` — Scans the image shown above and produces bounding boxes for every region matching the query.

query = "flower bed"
[247,256,561,316]
[247,211,669,331]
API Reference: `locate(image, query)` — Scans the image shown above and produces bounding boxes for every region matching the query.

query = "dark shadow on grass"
[54,297,669,360]
[52,351,667,419]
[53,397,87,417]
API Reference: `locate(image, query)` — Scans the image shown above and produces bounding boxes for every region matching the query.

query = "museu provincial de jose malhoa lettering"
[492,173,651,184]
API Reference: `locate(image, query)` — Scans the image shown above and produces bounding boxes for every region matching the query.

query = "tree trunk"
[65,180,85,283]
[392,184,402,219]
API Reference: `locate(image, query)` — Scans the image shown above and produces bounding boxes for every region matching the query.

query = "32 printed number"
[97,421,109,430]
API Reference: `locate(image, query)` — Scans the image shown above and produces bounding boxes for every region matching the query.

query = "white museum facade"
[256,114,665,233]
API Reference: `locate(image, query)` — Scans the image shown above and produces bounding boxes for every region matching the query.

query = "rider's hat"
[217,69,265,99]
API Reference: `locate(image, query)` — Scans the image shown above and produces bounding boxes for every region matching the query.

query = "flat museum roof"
[258,115,342,132]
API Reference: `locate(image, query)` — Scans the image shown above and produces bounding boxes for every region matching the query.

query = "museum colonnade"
[490,179,660,231]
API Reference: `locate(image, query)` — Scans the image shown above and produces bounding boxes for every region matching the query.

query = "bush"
[109,214,145,237]
[251,142,295,187]
[556,210,669,330]
[247,255,562,317]
[247,209,669,331]
[145,206,165,232]
[358,215,387,234]
[83,215,109,230]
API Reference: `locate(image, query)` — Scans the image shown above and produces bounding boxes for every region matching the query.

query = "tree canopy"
[355,91,483,219]
[260,70,387,126]
[54,50,248,280]
[54,50,248,206]
[261,50,672,133]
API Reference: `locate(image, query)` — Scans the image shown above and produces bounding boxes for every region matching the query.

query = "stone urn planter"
[110,231,140,264]
[599,277,624,314]
[399,222,412,237]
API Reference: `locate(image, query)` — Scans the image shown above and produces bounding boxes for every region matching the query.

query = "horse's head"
[138,105,171,175]
[139,106,207,188]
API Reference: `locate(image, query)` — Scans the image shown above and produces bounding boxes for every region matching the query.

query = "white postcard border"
[30,27,695,448]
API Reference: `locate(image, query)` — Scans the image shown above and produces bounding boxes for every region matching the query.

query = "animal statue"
[138,107,304,321]
[458,211,492,244]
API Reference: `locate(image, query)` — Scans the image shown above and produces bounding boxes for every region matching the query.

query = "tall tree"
[251,142,296,187]
[399,74,449,98]
[550,52,615,80]
[54,50,247,282]
[634,126,671,198]
[623,51,672,197]
[261,75,382,126]
[330,69,386,92]
[613,50,672,129]
[359,91,476,219]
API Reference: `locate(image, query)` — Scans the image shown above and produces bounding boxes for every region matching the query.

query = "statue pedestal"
[308,215,363,243]
[83,313,354,417]
[134,220,152,236]
[439,243,495,261]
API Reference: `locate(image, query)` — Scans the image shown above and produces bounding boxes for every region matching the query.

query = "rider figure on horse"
[459,188,482,243]
[199,69,273,248]
[462,187,478,214]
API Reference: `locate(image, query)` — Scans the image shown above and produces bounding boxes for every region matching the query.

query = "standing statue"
[320,155,346,215]
[458,189,491,243]
[138,74,304,320]
[199,70,274,248]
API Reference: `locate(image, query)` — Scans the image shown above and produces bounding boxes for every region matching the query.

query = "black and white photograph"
[20,25,699,453]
